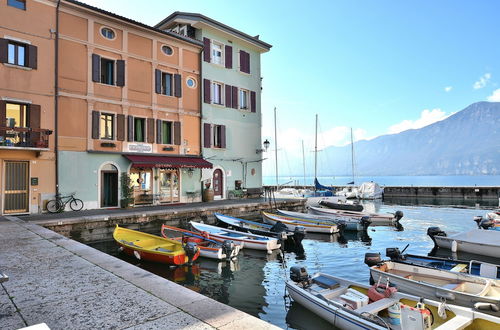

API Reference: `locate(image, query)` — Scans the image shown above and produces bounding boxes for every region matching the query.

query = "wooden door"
[213,169,223,197]
[3,161,29,214]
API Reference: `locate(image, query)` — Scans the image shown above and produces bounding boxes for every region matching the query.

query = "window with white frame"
[239,89,249,110]
[211,82,223,105]
[211,41,223,65]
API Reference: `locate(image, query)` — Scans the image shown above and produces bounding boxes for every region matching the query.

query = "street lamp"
[256,139,270,154]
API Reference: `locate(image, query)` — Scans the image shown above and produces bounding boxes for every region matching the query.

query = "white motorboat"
[356,182,384,199]
[262,212,340,234]
[309,206,403,226]
[277,209,370,231]
[428,227,500,257]
[287,266,500,329]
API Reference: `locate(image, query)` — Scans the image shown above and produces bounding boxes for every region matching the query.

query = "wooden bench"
[245,187,263,198]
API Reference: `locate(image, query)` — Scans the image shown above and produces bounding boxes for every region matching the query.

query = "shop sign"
[127,143,152,153]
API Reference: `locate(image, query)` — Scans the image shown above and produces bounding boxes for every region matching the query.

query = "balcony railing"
[0,127,52,149]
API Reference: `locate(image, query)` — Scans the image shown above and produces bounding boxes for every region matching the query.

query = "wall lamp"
[256,139,270,154]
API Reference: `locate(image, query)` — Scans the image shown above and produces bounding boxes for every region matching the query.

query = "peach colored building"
[56,0,209,209]
[0,0,56,215]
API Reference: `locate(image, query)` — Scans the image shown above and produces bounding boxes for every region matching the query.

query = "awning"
[124,155,213,169]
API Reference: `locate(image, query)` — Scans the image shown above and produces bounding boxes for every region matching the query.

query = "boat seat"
[155,247,173,253]
[434,315,472,330]
[450,264,468,273]
[315,286,347,300]
[120,239,141,247]
[355,298,396,314]
[313,275,340,289]
[442,282,463,291]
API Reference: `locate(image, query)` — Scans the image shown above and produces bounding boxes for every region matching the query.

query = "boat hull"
[262,212,337,234]
[434,234,500,258]
[310,206,397,226]
[278,209,366,231]
[118,244,192,265]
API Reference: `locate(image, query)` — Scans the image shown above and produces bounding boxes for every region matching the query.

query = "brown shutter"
[117,114,125,141]
[92,54,100,82]
[203,79,211,103]
[127,115,134,142]
[155,69,161,94]
[246,52,251,74]
[0,39,8,63]
[116,60,125,87]
[203,37,211,62]
[225,45,232,69]
[173,121,181,145]
[232,86,238,109]
[147,118,155,143]
[27,45,37,69]
[239,51,244,72]
[220,125,226,149]
[91,111,100,139]
[225,85,232,107]
[174,74,182,97]
[0,101,6,126]
[29,104,41,144]
[156,119,162,144]
[250,91,256,112]
[203,123,211,148]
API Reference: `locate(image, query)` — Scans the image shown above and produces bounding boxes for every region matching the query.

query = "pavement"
[0,215,280,330]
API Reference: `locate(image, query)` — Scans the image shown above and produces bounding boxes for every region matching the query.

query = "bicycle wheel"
[70,198,84,211]
[47,199,62,213]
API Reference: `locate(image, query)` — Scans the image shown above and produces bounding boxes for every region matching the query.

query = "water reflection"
[285,301,333,330]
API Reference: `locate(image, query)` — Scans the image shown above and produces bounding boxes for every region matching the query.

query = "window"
[99,113,114,140]
[101,27,115,40]
[186,77,196,88]
[239,89,249,110]
[134,118,145,142]
[161,121,172,144]
[5,103,27,128]
[211,41,223,65]
[161,72,173,96]
[8,0,25,10]
[211,82,223,105]
[213,125,224,148]
[100,58,115,85]
[8,42,26,67]
[161,45,173,56]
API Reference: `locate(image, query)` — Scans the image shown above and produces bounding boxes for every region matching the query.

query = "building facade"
[56,1,210,209]
[0,0,56,215]
[157,13,271,199]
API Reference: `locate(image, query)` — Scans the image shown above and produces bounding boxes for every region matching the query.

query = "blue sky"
[82,0,500,175]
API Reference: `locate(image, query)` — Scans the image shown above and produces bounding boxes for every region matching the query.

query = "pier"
[0,198,301,329]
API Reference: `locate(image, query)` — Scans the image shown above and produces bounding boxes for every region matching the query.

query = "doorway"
[3,161,30,214]
[158,169,179,203]
[100,164,118,207]
[213,168,223,198]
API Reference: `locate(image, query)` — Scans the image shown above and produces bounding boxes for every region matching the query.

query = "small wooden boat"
[190,221,280,252]
[428,227,500,258]
[386,247,500,280]
[160,224,241,260]
[277,209,370,231]
[309,206,403,226]
[287,266,500,329]
[113,225,200,265]
[214,213,305,244]
[367,260,500,314]
[319,200,364,212]
[262,212,340,234]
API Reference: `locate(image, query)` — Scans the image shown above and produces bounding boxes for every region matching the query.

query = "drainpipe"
[54,0,61,196]
[199,38,204,194]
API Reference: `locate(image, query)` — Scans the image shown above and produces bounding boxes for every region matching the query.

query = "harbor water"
[87,201,500,329]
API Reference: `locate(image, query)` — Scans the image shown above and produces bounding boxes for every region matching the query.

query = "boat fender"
[451,240,458,253]
[437,301,448,319]
[435,290,455,301]
[133,250,141,260]
[474,302,500,312]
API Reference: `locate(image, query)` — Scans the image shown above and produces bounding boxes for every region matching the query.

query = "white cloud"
[473,73,491,89]
[444,86,452,92]
[388,108,449,134]
[487,89,500,102]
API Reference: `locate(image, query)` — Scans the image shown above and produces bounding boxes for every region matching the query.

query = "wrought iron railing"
[0,127,52,149]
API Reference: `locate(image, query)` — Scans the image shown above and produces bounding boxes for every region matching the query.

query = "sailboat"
[335,128,359,199]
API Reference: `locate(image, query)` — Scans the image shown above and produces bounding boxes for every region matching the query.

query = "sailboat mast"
[302,140,306,186]
[350,127,354,184]
[314,114,318,187]
[274,107,278,187]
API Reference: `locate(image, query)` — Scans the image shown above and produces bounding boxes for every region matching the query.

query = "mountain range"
[316,101,500,176]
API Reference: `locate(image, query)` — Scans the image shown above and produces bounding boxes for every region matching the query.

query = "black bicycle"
[46,192,84,213]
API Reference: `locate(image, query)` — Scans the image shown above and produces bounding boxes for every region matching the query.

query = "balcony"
[0,127,52,150]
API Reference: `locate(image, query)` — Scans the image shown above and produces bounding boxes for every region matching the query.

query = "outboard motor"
[386,247,402,260]
[221,240,235,260]
[270,221,288,233]
[290,266,310,285]
[364,252,382,267]
[473,216,483,228]
[183,242,198,265]
[360,216,371,231]
[394,211,404,222]
[479,218,494,230]
[336,222,346,233]
[427,227,447,246]
[293,226,306,245]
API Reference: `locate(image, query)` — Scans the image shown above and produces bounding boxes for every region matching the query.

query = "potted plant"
[120,172,134,208]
